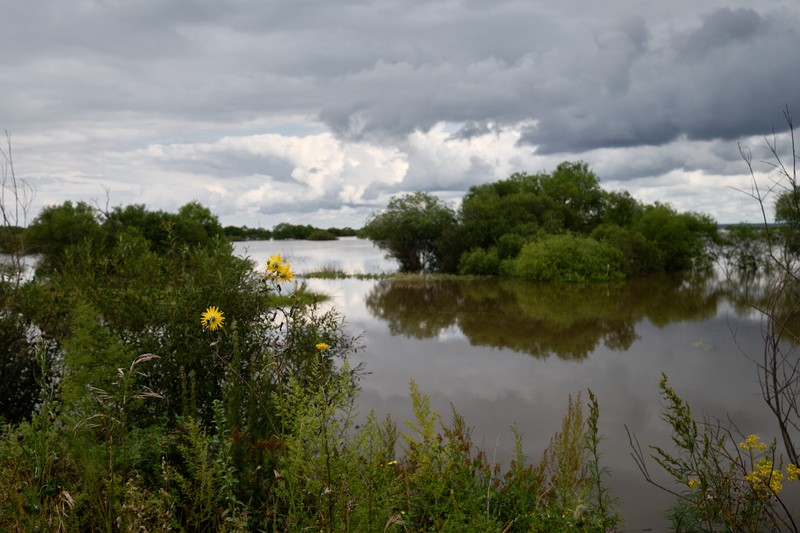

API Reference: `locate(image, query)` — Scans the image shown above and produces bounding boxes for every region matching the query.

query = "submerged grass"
[301,264,391,280]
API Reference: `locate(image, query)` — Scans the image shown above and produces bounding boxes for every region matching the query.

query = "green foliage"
[307,228,338,240]
[634,203,718,272]
[458,247,500,275]
[512,234,628,282]
[224,224,272,241]
[25,200,101,273]
[357,161,717,278]
[590,223,661,277]
[630,374,800,532]
[361,191,457,272]
[539,161,605,233]
[0,225,24,254]
[601,190,643,227]
[717,223,769,274]
[458,172,546,253]
[102,203,173,252]
[775,188,800,227]
[0,313,56,424]
[1,198,633,531]
[60,301,138,417]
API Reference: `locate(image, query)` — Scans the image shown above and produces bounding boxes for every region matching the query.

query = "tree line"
[0,200,357,268]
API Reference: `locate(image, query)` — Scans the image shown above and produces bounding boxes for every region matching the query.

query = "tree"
[458,173,545,252]
[25,200,101,273]
[172,200,225,246]
[361,192,457,272]
[538,161,605,233]
[634,203,718,272]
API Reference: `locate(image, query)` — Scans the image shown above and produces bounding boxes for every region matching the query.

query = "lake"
[235,237,791,529]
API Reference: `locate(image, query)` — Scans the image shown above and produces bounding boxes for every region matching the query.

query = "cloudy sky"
[2,0,800,229]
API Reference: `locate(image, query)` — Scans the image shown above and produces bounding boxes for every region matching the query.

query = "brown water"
[235,238,796,529]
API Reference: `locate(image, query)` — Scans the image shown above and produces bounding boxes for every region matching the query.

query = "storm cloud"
[1,0,798,227]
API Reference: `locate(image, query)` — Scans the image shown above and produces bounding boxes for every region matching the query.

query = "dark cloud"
[154,148,298,181]
[518,8,800,153]
[3,0,799,227]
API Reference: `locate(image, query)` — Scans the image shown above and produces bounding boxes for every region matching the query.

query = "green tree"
[634,203,718,272]
[102,204,172,252]
[539,161,605,233]
[172,201,225,246]
[600,190,643,227]
[458,172,545,253]
[272,222,306,239]
[591,223,661,277]
[361,192,457,272]
[25,200,100,274]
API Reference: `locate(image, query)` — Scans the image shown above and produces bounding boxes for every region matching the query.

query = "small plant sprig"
[12,342,74,530]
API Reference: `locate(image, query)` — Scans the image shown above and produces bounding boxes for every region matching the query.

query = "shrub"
[512,234,627,282]
[458,247,500,276]
[590,223,662,276]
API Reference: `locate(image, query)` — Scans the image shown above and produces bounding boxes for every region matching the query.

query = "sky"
[2,0,800,229]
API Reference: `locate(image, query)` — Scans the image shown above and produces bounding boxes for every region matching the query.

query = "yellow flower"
[688,478,700,489]
[201,306,225,331]
[739,434,767,451]
[267,253,283,272]
[787,463,800,481]
[315,342,330,351]
[746,458,783,498]
[276,262,294,283]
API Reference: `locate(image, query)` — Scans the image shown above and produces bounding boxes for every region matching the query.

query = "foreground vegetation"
[2,198,799,530]
[0,197,624,530]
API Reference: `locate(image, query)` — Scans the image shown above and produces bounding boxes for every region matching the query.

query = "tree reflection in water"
[365,271,726,360]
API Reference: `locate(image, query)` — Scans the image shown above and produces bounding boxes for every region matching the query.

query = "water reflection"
[366,272,726,360]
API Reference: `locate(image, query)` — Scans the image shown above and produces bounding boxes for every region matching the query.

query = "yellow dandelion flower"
[267,253,283,272]
[315,342,330,351]
[201,306,225,331]
[276,262,294,283]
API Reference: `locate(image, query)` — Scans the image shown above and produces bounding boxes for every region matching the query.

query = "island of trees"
[361,161,723,281]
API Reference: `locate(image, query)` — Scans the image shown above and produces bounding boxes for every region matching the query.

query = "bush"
[512,234,627,282]
[590,223,662,276]
[458,247,500,275]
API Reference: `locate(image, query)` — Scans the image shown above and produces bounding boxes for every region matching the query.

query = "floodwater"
[234,237,796,530]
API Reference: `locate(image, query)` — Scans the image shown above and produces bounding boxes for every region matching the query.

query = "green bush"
[512,234,627,282]
[590,223,662,276]
[458,247,500,275]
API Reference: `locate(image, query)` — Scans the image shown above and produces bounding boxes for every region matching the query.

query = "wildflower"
[746,458,783,498]
[276,262,294,283]
[267,253,283,272]
[739,434,767,451]
[688,478,700,489]
[201,306,225,331]
[787,463,799,481]
[315,342,330,351]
